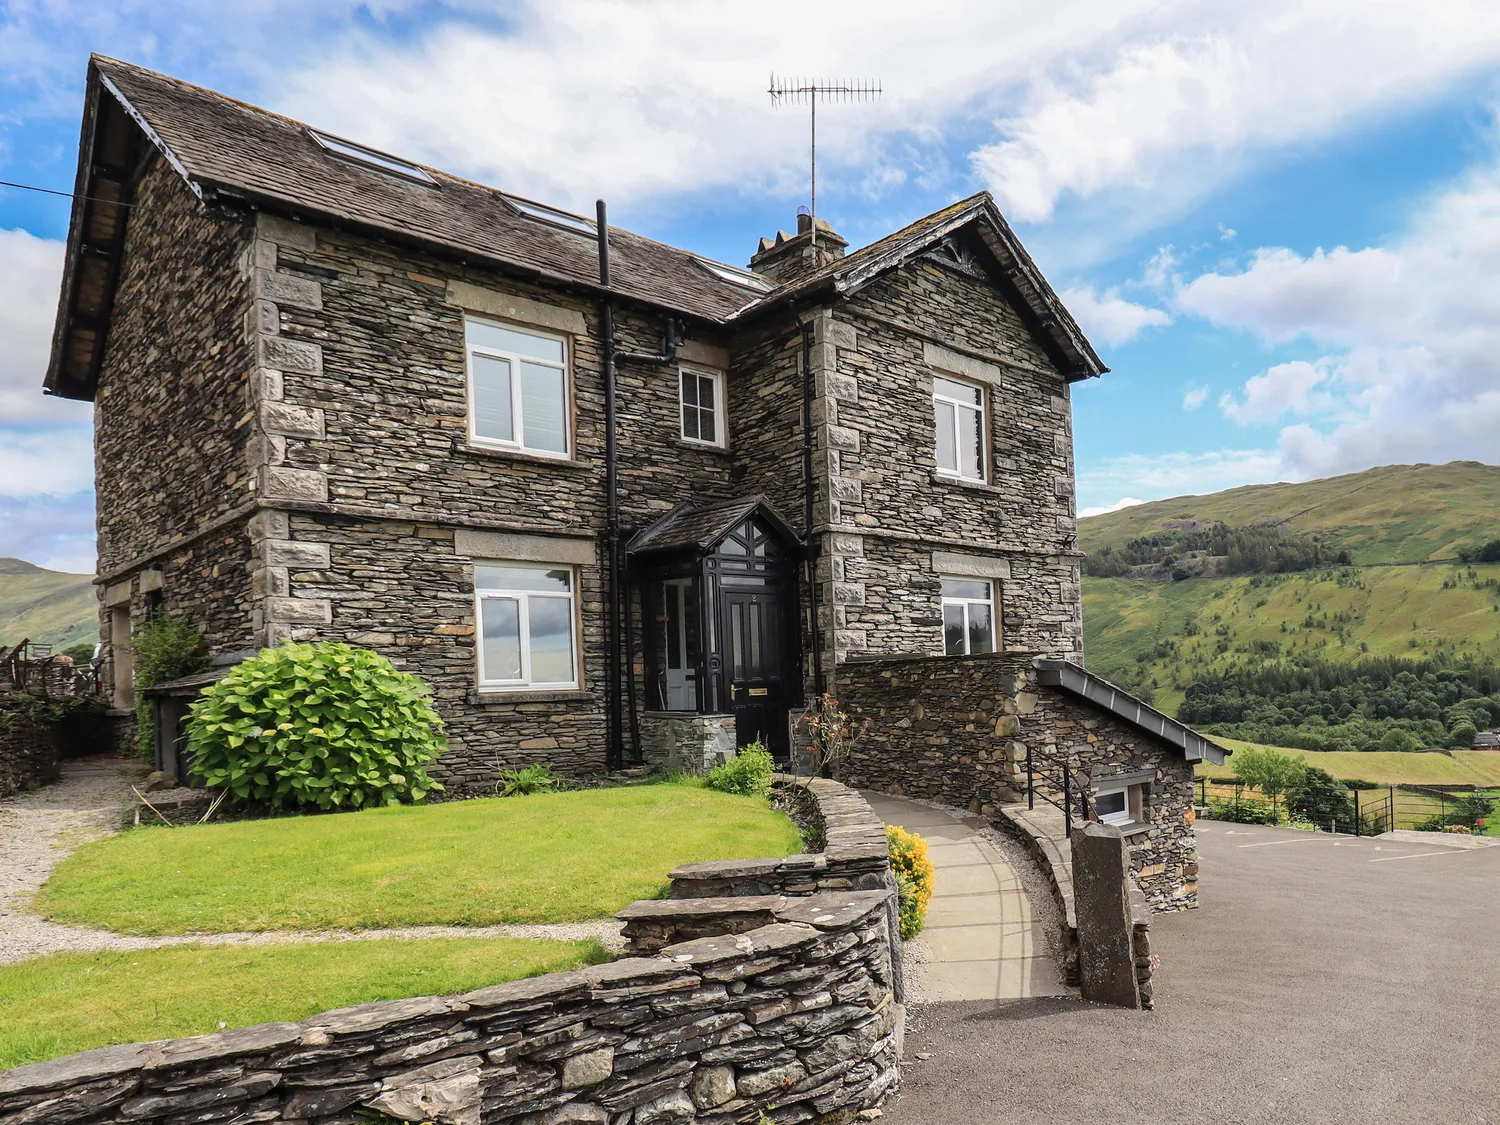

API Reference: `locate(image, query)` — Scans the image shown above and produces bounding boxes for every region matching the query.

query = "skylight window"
[308,130,438,186]
[505,195,597,236]
[693,256,774,292]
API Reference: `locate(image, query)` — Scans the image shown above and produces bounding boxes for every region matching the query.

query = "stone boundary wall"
[833,652,1200,912]
[0,692,62,800]
[0,780,901,1125]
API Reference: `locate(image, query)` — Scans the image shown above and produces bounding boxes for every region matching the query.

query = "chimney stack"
[749,210,848,285]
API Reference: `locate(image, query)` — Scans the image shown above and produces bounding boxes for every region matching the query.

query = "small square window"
[680,367,725,447]
[1094,787,1134,827]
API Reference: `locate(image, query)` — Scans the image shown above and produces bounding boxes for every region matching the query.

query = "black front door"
[721,586,789,758]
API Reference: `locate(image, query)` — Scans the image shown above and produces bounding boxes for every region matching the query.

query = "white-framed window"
[679,366,725,447]
[933,374,986,482]
[475,562,579,690]
[465,316,571,457]
[1093,785,1135,827]
[941,577,996,656]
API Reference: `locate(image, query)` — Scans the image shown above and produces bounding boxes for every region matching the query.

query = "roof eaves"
[1032,657,1228,765]
[95,66,202,203]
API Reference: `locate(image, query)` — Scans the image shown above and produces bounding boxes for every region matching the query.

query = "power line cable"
[0,178,135,207]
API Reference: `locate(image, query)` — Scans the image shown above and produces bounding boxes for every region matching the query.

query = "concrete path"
[886,820,1500,1124]
[863,793,1067,1003]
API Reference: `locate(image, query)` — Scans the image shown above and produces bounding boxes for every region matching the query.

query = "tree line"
[1083,521,1347,579]
[1178,653,1500,752]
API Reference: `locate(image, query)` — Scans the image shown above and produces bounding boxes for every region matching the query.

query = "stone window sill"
[1118,821,1154,839]
[641,710,734,719]
[672,438,733,457]
[456,442,593,470]
[929,471,1005,495]
[468,689,599,705]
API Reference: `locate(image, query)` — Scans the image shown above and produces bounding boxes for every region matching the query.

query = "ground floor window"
[941,577,995,656]
[475,562,578,689]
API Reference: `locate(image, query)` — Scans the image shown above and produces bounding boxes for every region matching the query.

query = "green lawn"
[1196,739,1500,787]
[38,785,801,935]
[0,936,607,1070]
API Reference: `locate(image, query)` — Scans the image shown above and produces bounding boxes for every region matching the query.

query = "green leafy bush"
[498,763,566,797]
[1208,797,1282,825]
[186,642,445,811]
[131,611,208,759]
[887,825,935,939]
[707,742,775,797]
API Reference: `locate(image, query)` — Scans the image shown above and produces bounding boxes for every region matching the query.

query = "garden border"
[0,778,902,1125]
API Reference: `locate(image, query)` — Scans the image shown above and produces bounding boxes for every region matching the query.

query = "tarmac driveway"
[886,821,1500,1125]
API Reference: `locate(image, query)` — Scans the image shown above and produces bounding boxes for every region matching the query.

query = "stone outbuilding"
[43,56,1223,906]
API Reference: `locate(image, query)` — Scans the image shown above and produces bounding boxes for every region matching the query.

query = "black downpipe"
[597,201,621,771]
[801,325,823,697]
[597,198,678,770]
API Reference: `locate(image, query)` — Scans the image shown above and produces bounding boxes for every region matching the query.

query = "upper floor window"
[475,562,578,690]
[465,317,570,457]
[941,577,995,656]
[680,367,725,447]
[933,375,986,482]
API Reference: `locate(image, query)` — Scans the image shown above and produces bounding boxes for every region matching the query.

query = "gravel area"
[0,759,626,966]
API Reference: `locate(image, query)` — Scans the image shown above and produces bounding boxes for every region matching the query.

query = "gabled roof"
[1032,657,1228,765]
[627,496,800,557]
[46,55,1107,399]
[741,193,1106,381]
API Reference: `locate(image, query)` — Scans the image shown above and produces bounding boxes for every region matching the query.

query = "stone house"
[46,57,1222,903]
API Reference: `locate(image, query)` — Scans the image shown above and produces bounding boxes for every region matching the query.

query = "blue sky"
[4,0,1500,573]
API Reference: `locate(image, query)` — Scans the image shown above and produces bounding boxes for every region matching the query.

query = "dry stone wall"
[0,780,900,1124]
[0,692,61,799]
[835,652,1200,912]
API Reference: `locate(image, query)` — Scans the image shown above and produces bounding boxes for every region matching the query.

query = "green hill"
[1080,462,1500,719]
[1079,460,1500,566]
[0,558,97,653]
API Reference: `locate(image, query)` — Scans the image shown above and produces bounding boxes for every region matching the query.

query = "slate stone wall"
[0,780,901,1124]
[0,692,61,799]
[834,652,1199,911]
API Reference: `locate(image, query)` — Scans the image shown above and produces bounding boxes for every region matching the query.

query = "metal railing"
[1194,778,1497,837]
[1025,743,1091,838]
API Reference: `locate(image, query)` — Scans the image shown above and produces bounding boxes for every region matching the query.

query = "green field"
[1084,563,1500,707]
[39,784,802,935]
[0,557,96,652]
[0,937,607,1070]
[1079,460,1500,565]
[1196,739,1500,787]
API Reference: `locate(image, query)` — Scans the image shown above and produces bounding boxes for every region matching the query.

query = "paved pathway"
[863,793,1067,1002]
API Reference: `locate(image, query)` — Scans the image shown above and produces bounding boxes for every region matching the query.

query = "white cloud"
[1181,385,1210,411]
[0,428,95,497]
[1079,496,1145,518]
[1077,447,1286,513]
[0,491,95,573]
[0,228,86,425]
[1176,157,1500,477]
[972,3,1500,221]
[1218,359,1336,425]
[254,0,1500,232]
[1058,286,1169,347]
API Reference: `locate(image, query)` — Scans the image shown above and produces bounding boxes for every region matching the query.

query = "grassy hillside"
[1080,460,1500,565]
[1085,563,1500,714]
[1196,739,1500,787]
[0,558,96,652]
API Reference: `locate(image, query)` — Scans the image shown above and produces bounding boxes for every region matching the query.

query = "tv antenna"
[768,75,882,249]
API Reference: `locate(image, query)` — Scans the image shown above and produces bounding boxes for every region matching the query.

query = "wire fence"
[1197,778,1498,837]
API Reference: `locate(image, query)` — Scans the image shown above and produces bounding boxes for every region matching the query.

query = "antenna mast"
[769,75,882,249]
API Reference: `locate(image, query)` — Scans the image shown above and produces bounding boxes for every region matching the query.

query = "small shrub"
[1208,797,1282,826]
[707,742,775,797]
[187,642,445,812]
[886,825,935,939]
[497,763,566,797]
[131,611,208,759]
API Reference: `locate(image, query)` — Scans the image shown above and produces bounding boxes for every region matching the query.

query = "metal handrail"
[1025,745,1091,839]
